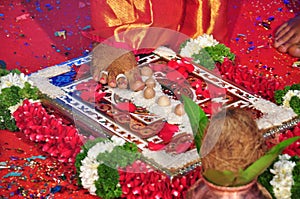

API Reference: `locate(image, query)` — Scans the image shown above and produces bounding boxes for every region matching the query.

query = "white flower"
[80,140,113,196]
[179,34,219,58]
[282,90,300,108]
[80,137,126,195]
[8,99,40,117]
[270,154,296,199]
[8,99,24,114]
[80,156,100,195]
[0,73,31,92]
[111,135,126,146]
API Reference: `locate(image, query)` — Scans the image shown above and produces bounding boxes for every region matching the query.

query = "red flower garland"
[119,160,201,199]
[13,99,84,163]
[216,58,283,101]
[266,122,300,156]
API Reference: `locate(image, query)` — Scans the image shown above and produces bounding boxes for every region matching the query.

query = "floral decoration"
[3,34,299,198]
[118,160,201,199]
[266,122,300,158]
[258,154,300,199]
[179,34,235,70]
[75,136,202,199]
[216,58,282,101]
[180,34,219,58]
[0,69,39,131]
[13,99,83,163]
[147,122,179,151]
[274,83,300,115]
[75,136,140,199]
[178,35,281,101]
[166,58,195,79]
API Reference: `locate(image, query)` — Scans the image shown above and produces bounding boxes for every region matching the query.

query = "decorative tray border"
[38,52,299,176]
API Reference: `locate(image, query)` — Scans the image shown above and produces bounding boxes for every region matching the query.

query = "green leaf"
[182,95,208,153]
[237,136,300,185]
[203,168,236,186]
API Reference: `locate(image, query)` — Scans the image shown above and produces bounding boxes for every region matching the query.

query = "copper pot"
[186,177,271,199]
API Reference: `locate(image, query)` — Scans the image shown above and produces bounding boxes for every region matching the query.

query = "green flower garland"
[0,105,18,131]
[192,44,235,70]
[75,137,107,186]
[179,34,235,70]
[75,137,140,199]
[0,68,20,77]
[258,155,300,199]
[274,83,300,115]
[0,70,40,131]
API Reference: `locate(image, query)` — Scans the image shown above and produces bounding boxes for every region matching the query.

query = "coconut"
[200,107,266,174]
[91,43,140,90]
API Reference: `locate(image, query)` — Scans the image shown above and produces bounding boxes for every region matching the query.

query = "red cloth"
[0,130,98,198]
[86,0,233,45]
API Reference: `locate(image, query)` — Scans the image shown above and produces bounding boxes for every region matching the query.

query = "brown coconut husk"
[91,43,139,86]
[201,107,266,174]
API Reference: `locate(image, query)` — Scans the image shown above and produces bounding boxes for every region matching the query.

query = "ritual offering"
[19,34,300,198]
[34,43,299,178]
[183,98,299,198]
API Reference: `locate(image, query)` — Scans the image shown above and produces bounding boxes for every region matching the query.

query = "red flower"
[165,58,195,81]
[266,123,300,157]
[216,59,284,101]
[119,160,201,198]
[13,100,83,163]
[157,123,179,143]
[195,88,210,98]
[167,59,180,70]
[148,142,166,151]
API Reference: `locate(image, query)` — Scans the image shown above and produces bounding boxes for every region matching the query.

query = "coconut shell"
[91,43,138,83]
[201,107,266,174]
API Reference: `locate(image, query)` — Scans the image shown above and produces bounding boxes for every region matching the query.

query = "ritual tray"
[38,52,300,177]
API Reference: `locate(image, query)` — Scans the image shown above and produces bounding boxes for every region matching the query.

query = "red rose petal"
[158,123,179,143]
[167,59,180,69]
[148,142,166,151]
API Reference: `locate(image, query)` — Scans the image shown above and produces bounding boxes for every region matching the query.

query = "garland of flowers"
[75,136,140,198]
[274,84,300,115]
[260,121,300,199]
[179,34,235,70]
[0,68,20,77]
[75,135,202,198]
[178,34,281,101]
[13,99,83,163]
[0,69,40,131]
[258,154,300,199]
[216,58,282,101]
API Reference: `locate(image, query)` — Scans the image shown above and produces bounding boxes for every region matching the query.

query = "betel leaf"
[182,95,208,154]
[203,168,236,187]
[236,136,300,186]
